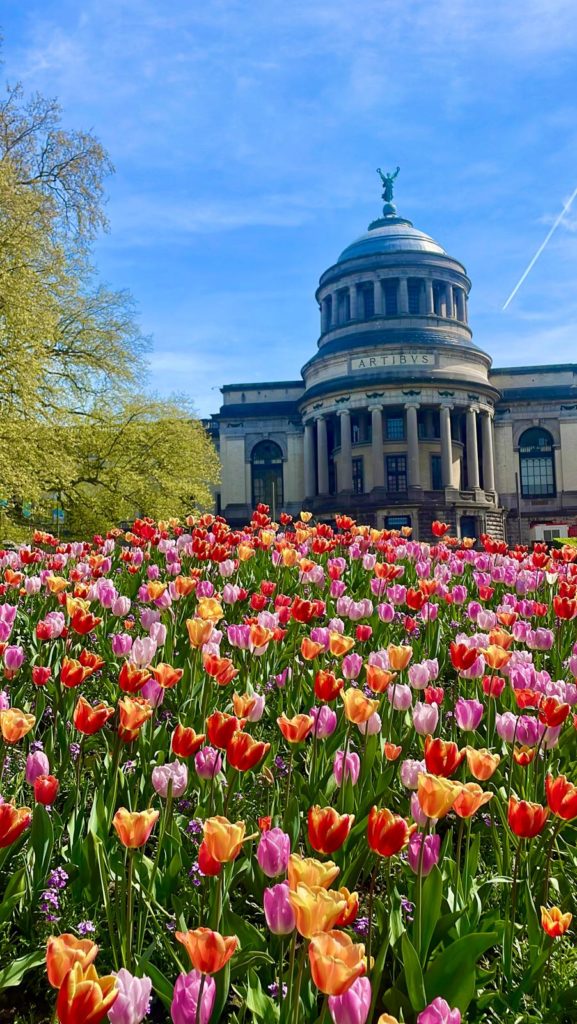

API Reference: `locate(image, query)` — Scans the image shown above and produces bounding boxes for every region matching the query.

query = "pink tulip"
[357,711,381,736]
[333,750,361,787]
[387,683,412,711]
[454,697,483,731]
[257,827,291,877]
[151,762,188,798]
[140,677,165,707]
[4,645,24,675]
[263,882,295,934]
[108,968,152,1024]
[310,706,337,739]
[413,701,438,736]
[171,970,215,1024]
[112,633,133,657]
[417,997,461,1024]
[26,751,50,784]
[247,694,265,723]
[407,832,441,876]
[194,747,222,780]
[328,976,372,1024]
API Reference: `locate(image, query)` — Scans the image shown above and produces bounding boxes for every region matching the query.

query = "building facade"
[211,178,577,543]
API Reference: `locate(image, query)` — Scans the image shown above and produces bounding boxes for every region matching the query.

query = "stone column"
[373,279,383,315]
[405,404,421,488]
[316,416,329,495]
[321,299,330,333]
[425,279,435,314]
[481,411,496,491]
[445,284,454,318]
[455,288,466,322]
[440,405,453,487]
[370,405,385,488]
[466,408,480,489]
[398,277,409,314]
[339,410,353,492]
[332,292,340,328]
[349,286,357,321]
[304,421,316,498]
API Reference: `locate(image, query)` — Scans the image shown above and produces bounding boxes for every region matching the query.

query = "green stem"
[454,818,465,911]
[291,942,307,1024]
[366,863,378,974]
[125,849,135,970]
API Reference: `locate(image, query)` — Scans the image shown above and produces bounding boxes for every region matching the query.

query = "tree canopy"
[0,81,219,536]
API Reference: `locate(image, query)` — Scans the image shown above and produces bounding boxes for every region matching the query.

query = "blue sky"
[3,1,577,416]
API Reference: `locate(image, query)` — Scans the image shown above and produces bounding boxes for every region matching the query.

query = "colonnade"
[320,276,468,332]
[303,404,496,498]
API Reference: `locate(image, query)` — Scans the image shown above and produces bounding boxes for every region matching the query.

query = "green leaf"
[30,803,54,887]
[135,956,173,1010]
[0,866,26,924]
[401,932,426,1012]
[0,950,45,990]
[419,865,443,962]
[245,968,280,1020]
[424,931,498,1012]
[222,905,265,952]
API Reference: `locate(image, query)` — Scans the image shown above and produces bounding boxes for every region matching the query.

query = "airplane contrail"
[503,185,577,310]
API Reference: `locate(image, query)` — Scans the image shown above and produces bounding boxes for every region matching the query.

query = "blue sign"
[52,508,65,523]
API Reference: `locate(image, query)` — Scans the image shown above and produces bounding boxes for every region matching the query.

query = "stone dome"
[338,215,447,263]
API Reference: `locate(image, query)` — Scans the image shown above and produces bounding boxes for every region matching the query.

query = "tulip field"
[1,508,577,1023]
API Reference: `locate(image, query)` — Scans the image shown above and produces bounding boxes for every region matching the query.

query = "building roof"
[338,215,447,264]
[221,380,303,392]
[491,364,577,376]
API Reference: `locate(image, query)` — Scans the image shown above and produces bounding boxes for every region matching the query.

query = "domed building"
[211,172,577,543]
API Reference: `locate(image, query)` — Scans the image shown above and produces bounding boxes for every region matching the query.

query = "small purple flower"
[76,920,96,936]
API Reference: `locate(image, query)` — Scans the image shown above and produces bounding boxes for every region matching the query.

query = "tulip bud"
[170,969,216,1024]
[333,750,361,787]
[33,774,59,806]
[413,701,439,736]
[151,762,188,799]
[417,997,461,1024]
[257,827,291,877]
[26,750,50,784]
[108,967,152,1024]
[310,705,337,739]
[407,832,441,876]
[263,882,296,935]
[194,747,222,780]
[328,976,372,1024]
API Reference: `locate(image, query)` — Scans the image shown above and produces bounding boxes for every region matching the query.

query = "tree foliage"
[0,80,219,535]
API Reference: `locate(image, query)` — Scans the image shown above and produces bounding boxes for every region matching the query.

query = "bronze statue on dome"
[377,166,400,203]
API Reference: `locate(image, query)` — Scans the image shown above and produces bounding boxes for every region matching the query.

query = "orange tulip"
[196,598,224,622]
[329,633,355,657]
[112,808,159,848]
[541,906,572,938]
[367,806,413,856]
[70,609,102,635]
[301,638,325,661]
[308,929,366,995]
[203,652,239,686]
[287,853,340,890]
[175,575,197,597]
[232,692,257,718]
[0,802,32,848]
[60,658,92,689]
[206,711,244,749]
[46,934,99,989]
[56,962,117,1024]
[147,581,167,601]
[151,663,183,689]
[466,746,500,781]
[424,735,465,777]
[171,723,205,758]
[546,773,577,820]
[387,644,413,671]
[226,731,270,772]
[334,887,359,927]
[203,815,245,862]
[118,661,151,694]
[452,782,493,819]
[308,806,354,855]
[186,618,214,648]
[384,743,402,761]
[378,1015,401,1024]
[483,645,512,671]
[366,665,396,693]
[0,708,35,743]
[277,713,314,743]
[314,671,344,702]
[508,797,548,838]
[118,696,153,733]
[46,576,69,594]
[289,884,347,938]
[513,745,536,766]
[249,624,274,652]
[417,773,462,819]
[78,650,105,676]
[73,696,114,736]
[488,627,514,650]
[175,927,238,974]
[341,689,379,725]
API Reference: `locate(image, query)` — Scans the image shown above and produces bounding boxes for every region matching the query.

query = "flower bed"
[0,508,576,1023]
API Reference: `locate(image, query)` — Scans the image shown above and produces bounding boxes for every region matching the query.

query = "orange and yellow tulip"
[387,644,413,671]
[308,929,366,995]
[112,808,159,848]
[341,689,379,725]
[56,962,117,1024]
[466,746,500,781]
[0,708,35,743]
[151,662,183,689]
[308,806,354,855]
[287,853,340,890]
[289,884,347,938]
[452,782,493,819]
[417,773,463,819]
[277,713,314,744]
[186,618,214,648]
[329,633,355,657]
[541,906,572,938]
[203,815,245,862]
[175,927,238,973]
[46,934,99,988]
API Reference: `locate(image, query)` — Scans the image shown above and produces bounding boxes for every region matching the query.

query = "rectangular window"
[352,457,364,494]
[385,515,411,530]
[359,285,374,319]
[384,280,398,316]
[520,458,555,498]
[386,415,405,441]
[408,278,421,315]
[337,290,350,324]
[386,454,407,492]
[431,454,443,490]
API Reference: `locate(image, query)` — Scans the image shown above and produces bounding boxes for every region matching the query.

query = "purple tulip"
[26,750,50,784]
[263,882,296,935]
[328,976,372,1024]
[413,701,438,736]
[310,705,337,739]
[257,827,291,877]
[407,832,441,876]
[342,653,363,680]
[496,711,517,743]
[4,645,24,675]
[152,762,188,798]
[387,683,412,711]
[356,711,381,736]
[454,697,483,732]
[401,759,426,790]
[408,663,430,690]
[140,608,160,630]
[130,637,157,668]
[333,750,361,787]
[112,633,133,657]
[516,714,545,747]
[194,747,222,780]
[417,996,461,1024]
[171,970,215,1024]
[108,968,152,1024]
[140,677,165,708]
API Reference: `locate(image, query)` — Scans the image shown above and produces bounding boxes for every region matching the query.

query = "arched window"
[519,427,556,498]
[251,441,284,511]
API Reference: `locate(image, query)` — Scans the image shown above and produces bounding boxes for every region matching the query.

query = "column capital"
[368,403,384,413]
[403,400,421,410]
[337,407,351,417]
[439,401,454,411]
